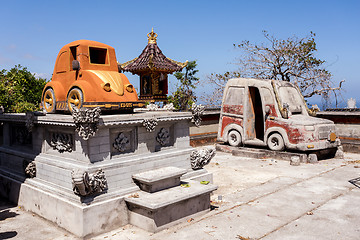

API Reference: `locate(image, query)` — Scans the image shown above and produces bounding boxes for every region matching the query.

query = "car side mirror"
[72,60,80,71]
[265,105,271,114]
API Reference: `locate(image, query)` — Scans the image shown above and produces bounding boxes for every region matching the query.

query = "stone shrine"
[120,29,187,102]
[0,109,216,237]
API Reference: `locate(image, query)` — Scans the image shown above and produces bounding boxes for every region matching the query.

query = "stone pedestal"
[0,111,214,238]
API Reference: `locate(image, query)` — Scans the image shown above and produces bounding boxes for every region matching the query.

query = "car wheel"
[267,133,285,151]
[67,88,83,112]
[43,88,56,113]
[228,130,242,147]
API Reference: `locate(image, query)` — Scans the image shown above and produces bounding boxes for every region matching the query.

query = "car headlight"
[305,125,315,131]
[125,84,134,93]
[103,83,111,92]
[329,132,337,142]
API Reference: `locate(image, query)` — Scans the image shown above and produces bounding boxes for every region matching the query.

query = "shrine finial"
[147,28,158,44]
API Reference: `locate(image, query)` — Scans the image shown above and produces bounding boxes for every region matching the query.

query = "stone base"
[125,181,217,232]
[182,169,214,183]
[132,167,187,193]
[0,169,134,238]
[0,111,216,237]
[128,207,210,233]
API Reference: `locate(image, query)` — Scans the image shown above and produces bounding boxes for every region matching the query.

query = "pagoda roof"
[120,29,187,74]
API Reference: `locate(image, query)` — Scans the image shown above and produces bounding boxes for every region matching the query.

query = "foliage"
[168,60,199,110]
[0,65,47,113]
[202,31,343,108]
[200,71,241,106]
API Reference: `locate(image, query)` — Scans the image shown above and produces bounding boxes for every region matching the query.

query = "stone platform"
[0,111,215,238]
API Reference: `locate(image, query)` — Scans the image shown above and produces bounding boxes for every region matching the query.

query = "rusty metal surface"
[222,105,243,115]
[220,116,243,137]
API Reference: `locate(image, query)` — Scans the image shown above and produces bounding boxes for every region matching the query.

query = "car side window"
[224,87,244,105]
[262,87,277,117]
[261,87,274,105]
[56,51,68,73]
[89,47,108,65]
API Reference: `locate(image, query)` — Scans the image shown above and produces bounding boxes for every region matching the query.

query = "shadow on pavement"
[0,231,18,239]
[0,196,18,219]
[0,196,19,239]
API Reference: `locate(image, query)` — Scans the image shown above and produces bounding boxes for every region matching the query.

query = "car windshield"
[278,86,305,115]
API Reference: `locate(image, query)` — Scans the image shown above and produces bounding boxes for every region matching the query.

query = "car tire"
[67,88,83,112]
[228,130,242,147]
[43,88,56,113]
[267,133,285,151]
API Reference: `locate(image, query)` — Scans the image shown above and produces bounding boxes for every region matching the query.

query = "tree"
[168,60,199,110]
[201,71,241,106]
[0,65,47,113]
[202,31,343,108]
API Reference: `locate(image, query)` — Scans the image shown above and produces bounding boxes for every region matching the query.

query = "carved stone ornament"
[25,112,35,132]
[113,132,130,152]
[23,160,36,178]
[347,98,357,108]
[142,118,158,132]
[190,146,216,170]
[145,103,174,111]
[308,104,320,117]
[146,103,159,111]
[49,132,73,153]
[191,103,205,127]
[163,103,174,111]
[14,127,32,145]
[156,128,170,146]
[72,107,101,140]
[71,169,107,197]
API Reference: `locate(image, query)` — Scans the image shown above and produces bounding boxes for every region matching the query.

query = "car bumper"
[82,101,145,110]
[287,138,341,151]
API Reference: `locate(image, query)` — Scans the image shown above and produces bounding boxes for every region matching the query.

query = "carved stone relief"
[23,159,36,178]
[347,98,357,108]
[190,146,216,170]
[72,107,101,140]
[146,103,159,111]
[163,103,174,111]
[145,103,174,111]
[25,112,35,132]
[113,132,130,152]
[191,103,205,127]
[49,132,73,153]
[13,127,32,145]
[142,118,158,132]
[156,128,170,146]
[71,169,107,197]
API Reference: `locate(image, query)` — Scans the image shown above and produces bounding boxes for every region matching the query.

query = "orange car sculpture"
[42,40,144,113]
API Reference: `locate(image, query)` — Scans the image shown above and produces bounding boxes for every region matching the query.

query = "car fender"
[68,80,94,102]
[265,127,290,147]
[222,123,244,143]
[42,82,66,101]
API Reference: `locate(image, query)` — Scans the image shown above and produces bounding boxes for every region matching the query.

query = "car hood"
[287,115,334,126]
[86,70,124,96]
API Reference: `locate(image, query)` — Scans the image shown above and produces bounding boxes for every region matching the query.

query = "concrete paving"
[1,147,360,240]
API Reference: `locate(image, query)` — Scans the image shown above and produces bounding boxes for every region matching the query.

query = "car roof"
[226,78,295,88]
[59,40,114,51]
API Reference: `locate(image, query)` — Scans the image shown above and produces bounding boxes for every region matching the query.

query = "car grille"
[318,125,335,139]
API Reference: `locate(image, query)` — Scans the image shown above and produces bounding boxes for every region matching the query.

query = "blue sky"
[1,0,359,108]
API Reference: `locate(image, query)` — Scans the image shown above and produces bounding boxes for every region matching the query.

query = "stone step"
[216,144,308,162]
[125,180,217,232]
[132,167,187,193]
